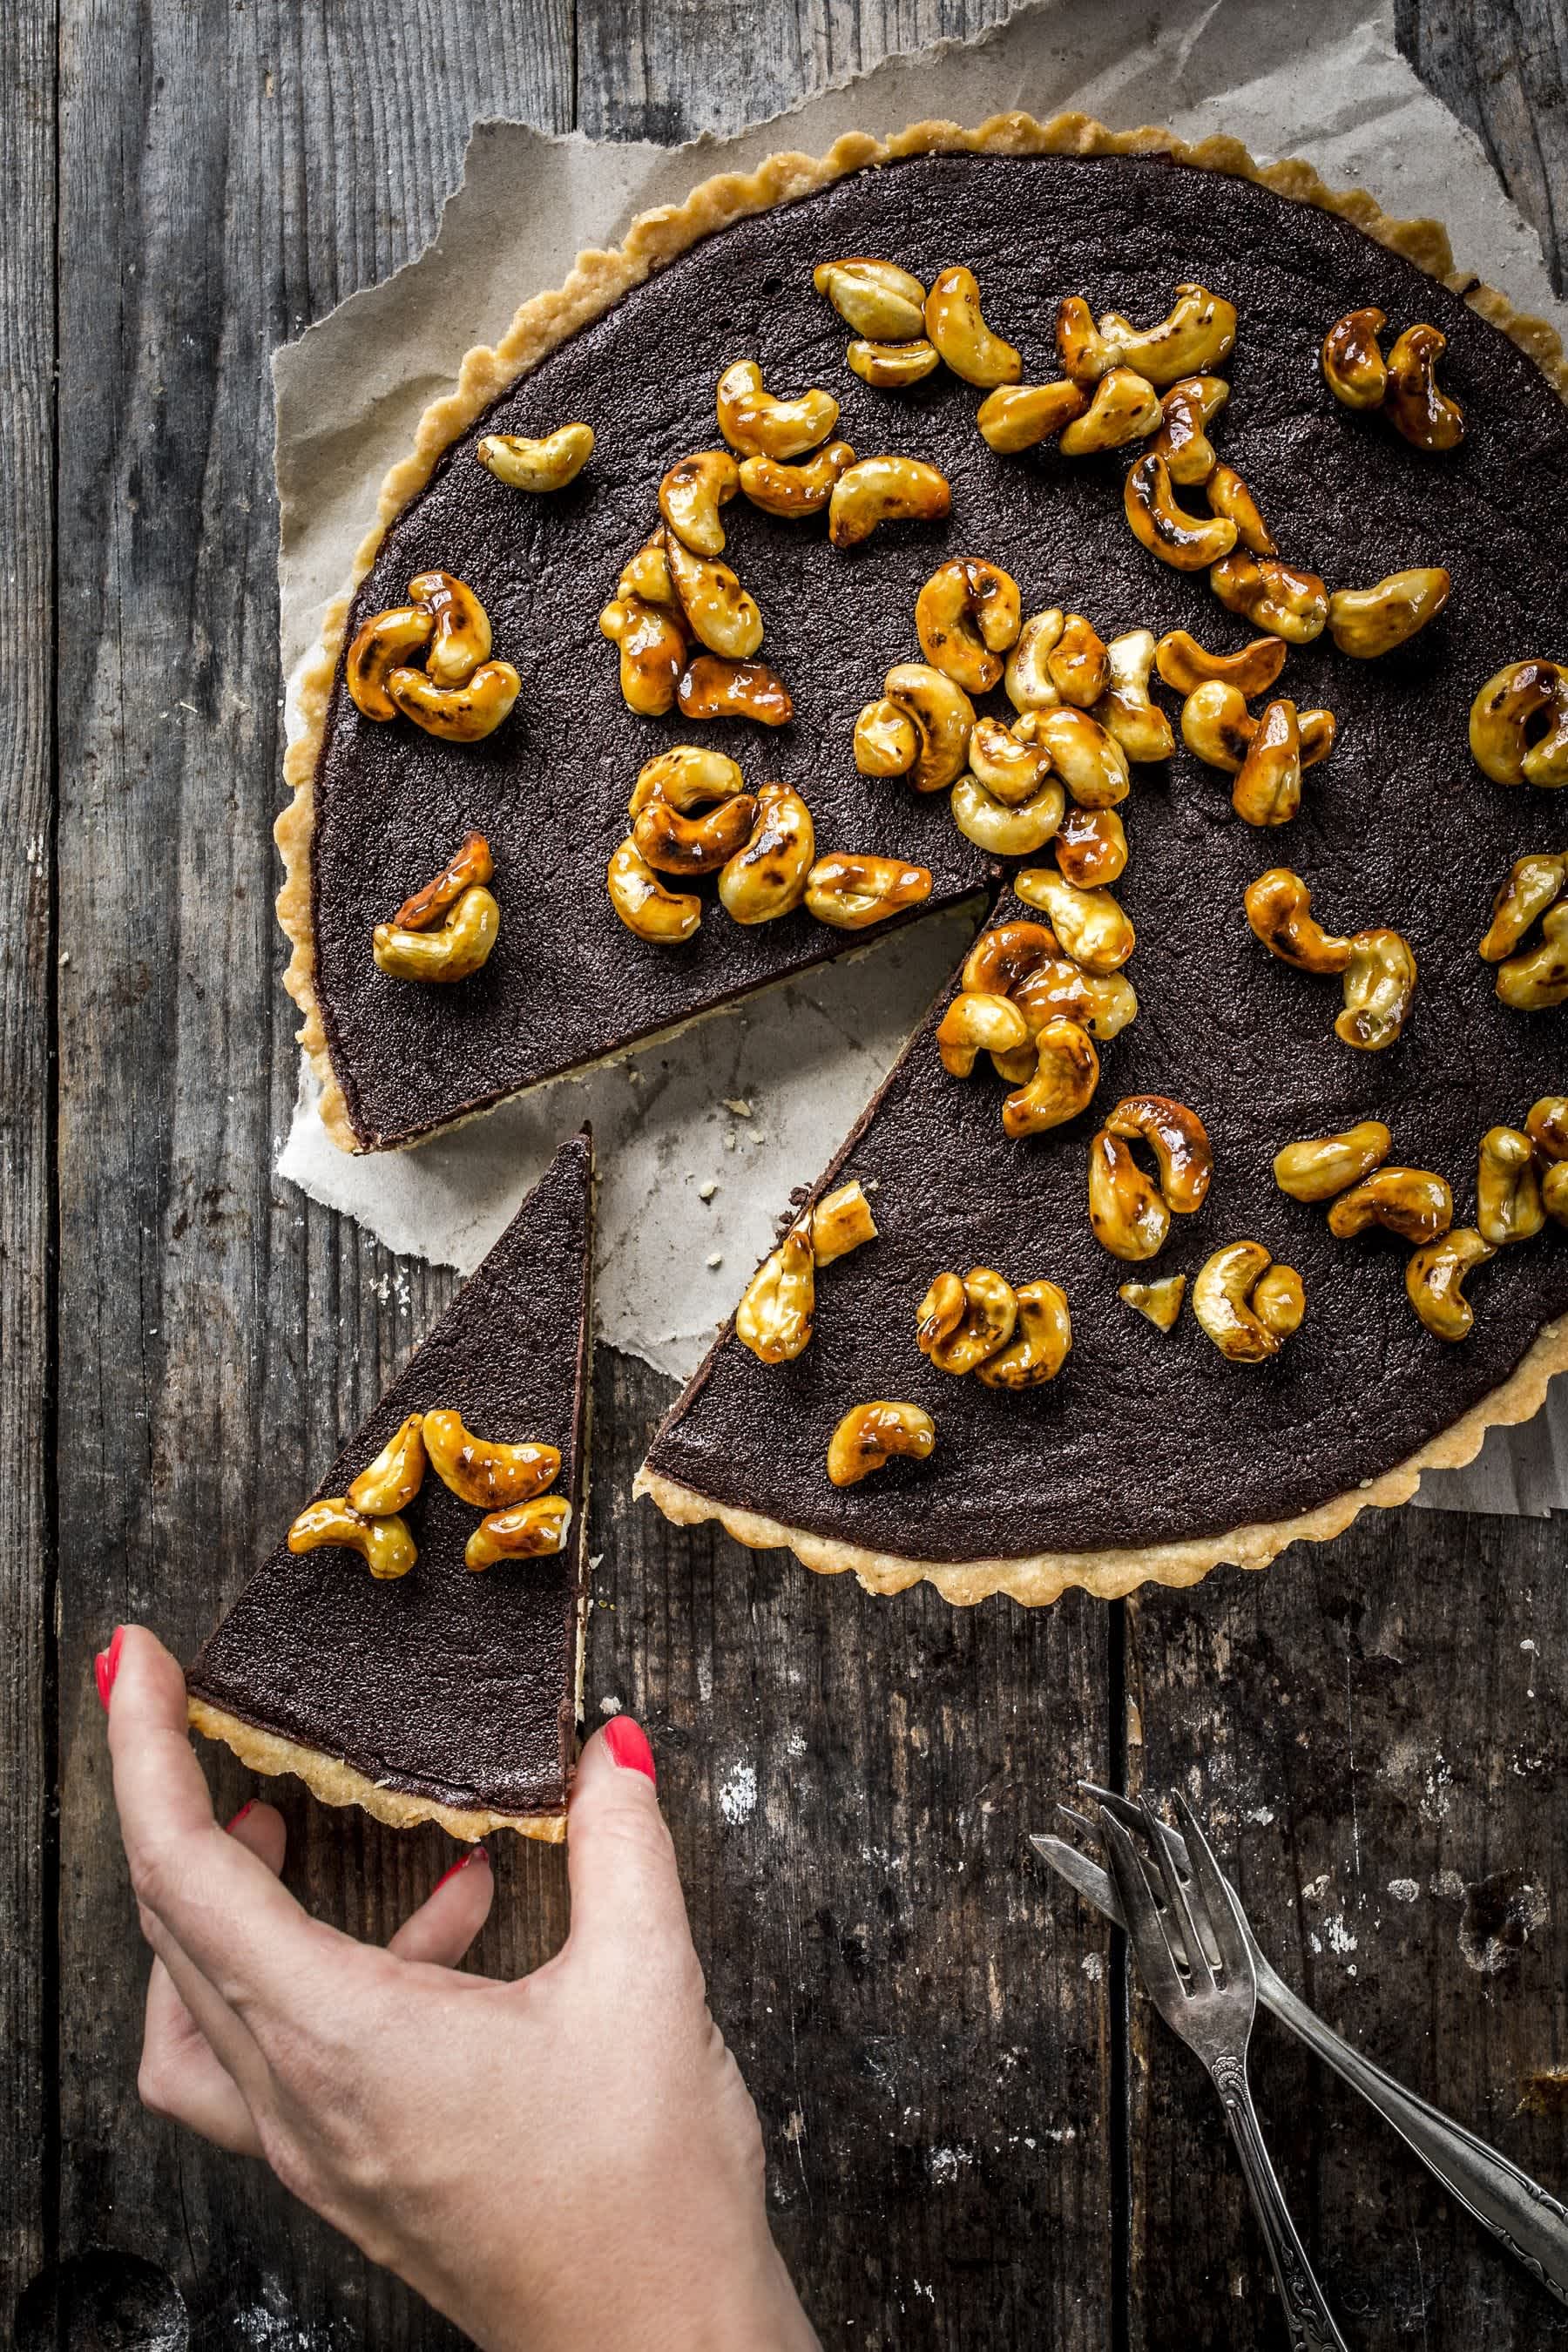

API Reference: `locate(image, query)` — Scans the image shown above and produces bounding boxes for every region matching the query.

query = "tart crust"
[277,109,1568,1154]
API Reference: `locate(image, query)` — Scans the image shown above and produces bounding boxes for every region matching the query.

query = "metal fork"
[1095,1793,1349,2352]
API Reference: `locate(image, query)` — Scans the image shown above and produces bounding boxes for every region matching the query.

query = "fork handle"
[1213,2056,1348,2351]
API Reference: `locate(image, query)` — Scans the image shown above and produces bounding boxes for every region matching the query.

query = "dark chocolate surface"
[187,1132,591,1814]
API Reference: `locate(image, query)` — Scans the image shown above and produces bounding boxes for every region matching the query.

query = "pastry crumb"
[722,1097,753,1117]
[698,1179,718,1201]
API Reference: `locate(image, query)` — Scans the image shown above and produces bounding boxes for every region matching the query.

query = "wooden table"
[5,4,1568,2343]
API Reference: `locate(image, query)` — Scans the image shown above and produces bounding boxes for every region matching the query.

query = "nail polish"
[225,1801,255,1833]
[93,1625,125,1713]
[434,1845,490,1893]
[603,1715,657,1785]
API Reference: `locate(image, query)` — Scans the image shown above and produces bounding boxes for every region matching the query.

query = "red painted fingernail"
[94,1625,126,1713]
[603,1716,657,1784]
[434,1845,490,1893]
[225,1801,255,1832]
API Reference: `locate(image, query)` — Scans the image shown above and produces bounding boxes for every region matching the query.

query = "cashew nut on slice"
[1125,452,1238,571]
[1119,1275,1188,1333]
[475,422,594,492]
[606,839,701,945]
[406,571,494,686]
[967,715,1054,807]
[1015,956,1139,1042]
[736,1227,815,1364]
[718,783,815,924]
[373,885,501,983]
[813,258,928,342]
[1107,1096,1213,1215]
[853,699,920,777]
[960,920,1061,1001]
[1336,929,1417,1050]
[923,266,1022,388]
[1328,568,1450,659]
[828,456,952,549]
[1015,868,1134,973]
[386,661,521,743]
[976,381,1090,453]
[1089,1097,1213,1261]
[1155,628,1286,701]
[1027,706,1130,808]
[1150,375,1229,484]
[346,1414,429,1517]
[1054,804,1127,889]
[1321,308,1389,410]
[1058,368,1163,457]
[618,530,683,611]
[422,1409,562,1510]
[346,605,436,720]
[1192,1241,1304,1363]
[861,662,976,793]
[915,1271,966,1353]
[1527,1096,1568,1165]
[1272,1122,1391,1204]
[810,1180,880,1267]
[951,774,1065,856]
[1210,553,1330,645]
[1328,1167,1452,1244]
[658,449,740,555]
[1092,631,1174,764]
[738,443,855,518]
[976,1280,1074,1389]
[1098,283,1238,387]
[664,530,764,660]
[1244,868,1352,973]
[918,1267,1017,1374]
[1002,1017,1101,1139]
[599,595,687,716]
[1055,296,1120,386]
[628,746,746,818]
[1204,463,1274,558]
[1383,324,1464,453]
[936,991,1033,1080]
[1045,615,1112,711]
[1005,610,1067,713]
[715,360,839,461]
[392,833,494,931]
[804,853,932,930]
[1477,1125,1546,1247]
[848,338,942,389]
[1232,700,1304,828]
[350,572,517,738]
[1495,903,1568,1010]
[634,792,758,875]
[1478,852,1567,961]
[1469,660,1568,787]
[915,559,1023,693]
[677,656,793,727]
[1180,679,1335,777]
[1087,1132,1171,1263]
[826,1402,936,1487]
[287,1497,416,1583]
[466,1497,572,1571]
[1406,1229,1493,1342]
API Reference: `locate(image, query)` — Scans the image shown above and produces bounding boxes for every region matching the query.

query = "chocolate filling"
[187,1133,591,1815]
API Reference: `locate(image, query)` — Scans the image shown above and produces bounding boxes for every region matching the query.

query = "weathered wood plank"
[0,0,57,2322]
[1396,0,1568,294]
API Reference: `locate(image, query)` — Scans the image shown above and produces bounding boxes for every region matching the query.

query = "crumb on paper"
[698,1179,718,1201]
[706,1252,722,1269]
[722,1097,753,1117]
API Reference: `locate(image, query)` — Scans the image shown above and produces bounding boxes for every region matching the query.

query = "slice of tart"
[187,1131,593,1840]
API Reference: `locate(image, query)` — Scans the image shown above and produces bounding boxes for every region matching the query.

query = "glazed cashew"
[936,991,1032,1078]
[1002,1017,1101,1138]
[918,1267,1017,1374]
[1328,568,1450,659]
[810,1179,880,1267]
[1125,452,1238,571]
[658,449,740,555]
[1384,324,1464,453]
[738,443,855,518]
[1150,375,1229,484]
[1495,903,1568,1010]
[353,572,517,739]
[967,714,1053,805]
[664,530,764,660]
[392,832,494,931]
[1328,1167,1452,1243]
[1092,630,1174,764]
[828,456,953,549]
[853,699,920,776]
[1180,679,1335,776]
[1005,610,1066,713]
[715,360,839,460]
[1205,463,1275,557]
[960,920,1061,1000]
[677,656,793,726]
[848,339,942,388]
[1336,928,1417,1050]
[405,571,494,686]
[1088,1096,1213,1261]
[1087,1132,1169,1262]
[1192,1241,1304,1363]
[736,1226,815,1364]
[951,774,1065,855]
[1055,296,1120,385]
[599,596,687,716]
[1478,852,1567,960]
[1210,554,1330,645]
[475,422,593,492]
[1232,700,1304,828]
[923,266,1022,387]
[346,1414,429,1517]
[1243,869,1352,973]
[915,559,1023,693]
[1027,706,1130,808]
[1045,615,1112,711]
[1406,1229,1493,1341]
[1107,1095,1213,1214]
[373,886,501,983]
[1099,283,1238,387]
[976,381,1090,453]
[1469,660,1568,787]
[346,605,435,720]
[1016,957,1139,1041]
[632,788,757,875]
[1273,1122,1392,1203]
[1015,868,1134,973]
[628,745,745,817]
[465,1497,572,1571]
[287,1497,416,1583]
[1155,627,1287,700]
[1527,1096,1568,1163]
[386,662,521,743]
[1054,805,1127,889]
[813,257,928,341]
[861,662,976,793]
[422,1410,561,1510]
[975,1280,1074,1389]
[606,839,701,944]
[1321,308,1388,410]
[826,1401,936,1487]
[1477,1125,1546,1247]
[617,529,683,611]
[1119,1274,1187,1333]
[718,782,815,924]
[804,853,931,929]
[1058,367,1162,457]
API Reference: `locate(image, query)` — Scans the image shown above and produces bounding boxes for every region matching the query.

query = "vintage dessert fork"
[1093,1794,1348,2352]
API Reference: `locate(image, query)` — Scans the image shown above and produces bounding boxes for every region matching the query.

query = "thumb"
[564,1719,693,1966]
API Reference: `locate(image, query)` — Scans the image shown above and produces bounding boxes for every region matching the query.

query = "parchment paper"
[274,0,1568,1515]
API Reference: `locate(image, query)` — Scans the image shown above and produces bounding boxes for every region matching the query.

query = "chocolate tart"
[187,1132,593,1838]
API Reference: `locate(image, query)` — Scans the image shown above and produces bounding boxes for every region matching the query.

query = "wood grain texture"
[1396,0,1568,294]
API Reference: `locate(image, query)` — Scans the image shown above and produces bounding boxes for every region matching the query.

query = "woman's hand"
[102,1625,817,2352]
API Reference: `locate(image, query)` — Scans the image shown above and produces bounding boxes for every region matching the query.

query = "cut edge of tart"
[275,110,1568,1155]
[186,1128,595,1840]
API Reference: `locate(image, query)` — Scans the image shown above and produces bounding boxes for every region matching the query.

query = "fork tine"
[1174,1794,1254,1986]
[1077,1786,1179,1925]
[1096,1809,1189,2011]
[1139,1799,1216,1986]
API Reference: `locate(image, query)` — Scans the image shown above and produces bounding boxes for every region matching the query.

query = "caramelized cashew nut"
[1328,1167,1452,1243]
[923,266,1022,388]
[1150,375,1230,484]
[810,1180,880,1267]
[1384,324,1465,453]
[677,656,793,726]
[606,839,701,944]
[1155,628,1287,700]
[977,381,1089,454]
[1477,1125,1546,1247]
[422,1410,561,1510]
[1469,660,1568,787]
[1058,367,1163,457]
[1192,1241,1304,1363]
[975,1281,1073,1389]
[951,774,1064,855]
[1014,868,1134,973]
[715,360,839,461]
[855,662,976,793]
[1098,283,1238,387]
[1092,630,1174,764]
[1244,869,1352,974]
[803,853,931,930]
[1209,553,1330,645]
[1027,706,1130,808]
[1180,679,1335,777]
[847,338,942,389]
[826,1401,936,1486]
[1054,804,1128,889]
[936,990,1032,1078]
[1406,1229,1493,1341]
[1328,568,1450,659]
[736,1225,815,1364]
[392,833,494,931]
[1002,1017,1101,1138]
[1005,610,1067,713]
[1232,700,1304,828]
[813,258,928,342]
[346,1414,429,1517]
[1478,851,1567,961]
[465,1497,572,1571]
[1495,902,1568,1010]
[373,885,500,983]
[1321,308,1389,410]
[1119,1274,1188,1333]
[664,530,764,660]
[287,1497,416,1582]
[915,559,1023,693]
[1125,452,1238,571]
[718,782,815,924]
[1205,463,1276,558]
[918,1267,1017,1374]
[385,662,521,742]
[476,423,594,492]
[658,449,740,555]
[599,595,687,716]
[738,443,855,519]
[1336,929,1417,1050]
[1272,1122,1392,1204]
[1089,1096,1213,1261]
[828,456,953,550]
[966,714,1054,806]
